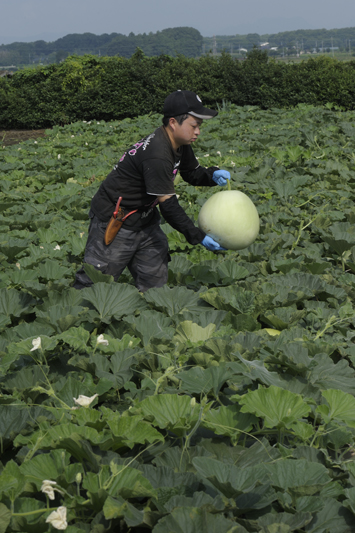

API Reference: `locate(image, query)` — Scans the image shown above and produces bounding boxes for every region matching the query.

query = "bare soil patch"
[1,129,48,147]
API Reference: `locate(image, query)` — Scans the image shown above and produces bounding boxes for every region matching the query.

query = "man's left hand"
[212,170,231,186]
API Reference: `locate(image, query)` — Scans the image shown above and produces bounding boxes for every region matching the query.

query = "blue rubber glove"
[212,169,231,186]
[201,235,227,251]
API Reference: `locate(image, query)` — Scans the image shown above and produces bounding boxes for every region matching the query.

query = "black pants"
[74,214,169,292]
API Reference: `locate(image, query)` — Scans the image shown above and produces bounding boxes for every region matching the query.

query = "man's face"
[171,115,203,148]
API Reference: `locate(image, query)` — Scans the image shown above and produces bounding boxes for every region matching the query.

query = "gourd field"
[2,103,355,532]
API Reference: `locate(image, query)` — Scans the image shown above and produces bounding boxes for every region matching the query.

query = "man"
[73,90,230,292]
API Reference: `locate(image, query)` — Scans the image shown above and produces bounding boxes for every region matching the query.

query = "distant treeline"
[2,26,355,67]
[207,26,355,54]
[0,27,202,66]
[1,49,355,129]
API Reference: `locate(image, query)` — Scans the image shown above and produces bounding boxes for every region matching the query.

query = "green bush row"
[1,49,355,129]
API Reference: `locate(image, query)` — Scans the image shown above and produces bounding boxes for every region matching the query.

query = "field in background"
[2,105,355,531]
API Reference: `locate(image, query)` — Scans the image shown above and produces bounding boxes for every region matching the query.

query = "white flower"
[58,154,61,160]
[46,506,68,530]
[30,337,41,351]
[41,480,64,500]
[41,480,57,500]
[85,142,88,145]
[97,334,109,346]
[16,262,20,269]
[80,232,85,238]
[73,394,98,407]
[204,153,210,157]
[53,245,61,250]
[34,141,38,144]
[71,135,75,138]
[231,161,236,167]
[217,150,221,156]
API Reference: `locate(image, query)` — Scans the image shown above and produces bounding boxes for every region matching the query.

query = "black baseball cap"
[163,90,218,120]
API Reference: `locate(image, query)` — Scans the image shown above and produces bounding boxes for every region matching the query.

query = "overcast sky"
[1,0,354,44]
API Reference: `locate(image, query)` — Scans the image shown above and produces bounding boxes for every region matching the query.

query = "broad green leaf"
[102,494,126,519]
[0,503,11,533]
[107,465,157,499]
[199,286,255,314]
[11,497,47,530]
[230,356,287,388]
[81,282,147,323]
[233,438,282,468]
[141,463,200,493]
[316,389,355,427]
[264,460,331,494]
[3,320,54,341]
[174,321,216,344]
[264,343,313,376]
[308,354,355,394]
[261,306,306,330]
[137,394,197,435]
[0,460,25,499]
[92,349,138,388]
[83,262,114,284]
[19,453,61,488]
[217,261,250,282]
[0,314,11,329]
[162,492,225,513]
[167,254,193,284]
[235,483,278,512]
[226,312,260,332]
[192,456,267,498]
[0,287,35,317]
[343,487,355,515]
[181,309,227,329]
[238,386,311,428]
[123,310,175,344]
[53,375,98,407]
[58,326,91,352]
[93,333,140,353]
[144,285,210,316]
[305,498,354,533]
[103,412,164,449]
[25,424,105,468]
[2,364,49,392]
[8,267,38,285]
[152,506,239,533]
[0,238,31,260]
[188,264,221,286]
[66,233,87,256]
[103,496,144,526]
[37,259,73,281]
[178,364,237,396]
[0,405,54,446]
[6,334,59,357]
[36,305,88,332]
[202,404,257,443]
[0,471,21,498]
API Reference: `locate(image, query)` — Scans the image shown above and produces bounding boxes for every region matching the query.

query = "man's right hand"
[201,235,226,251]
